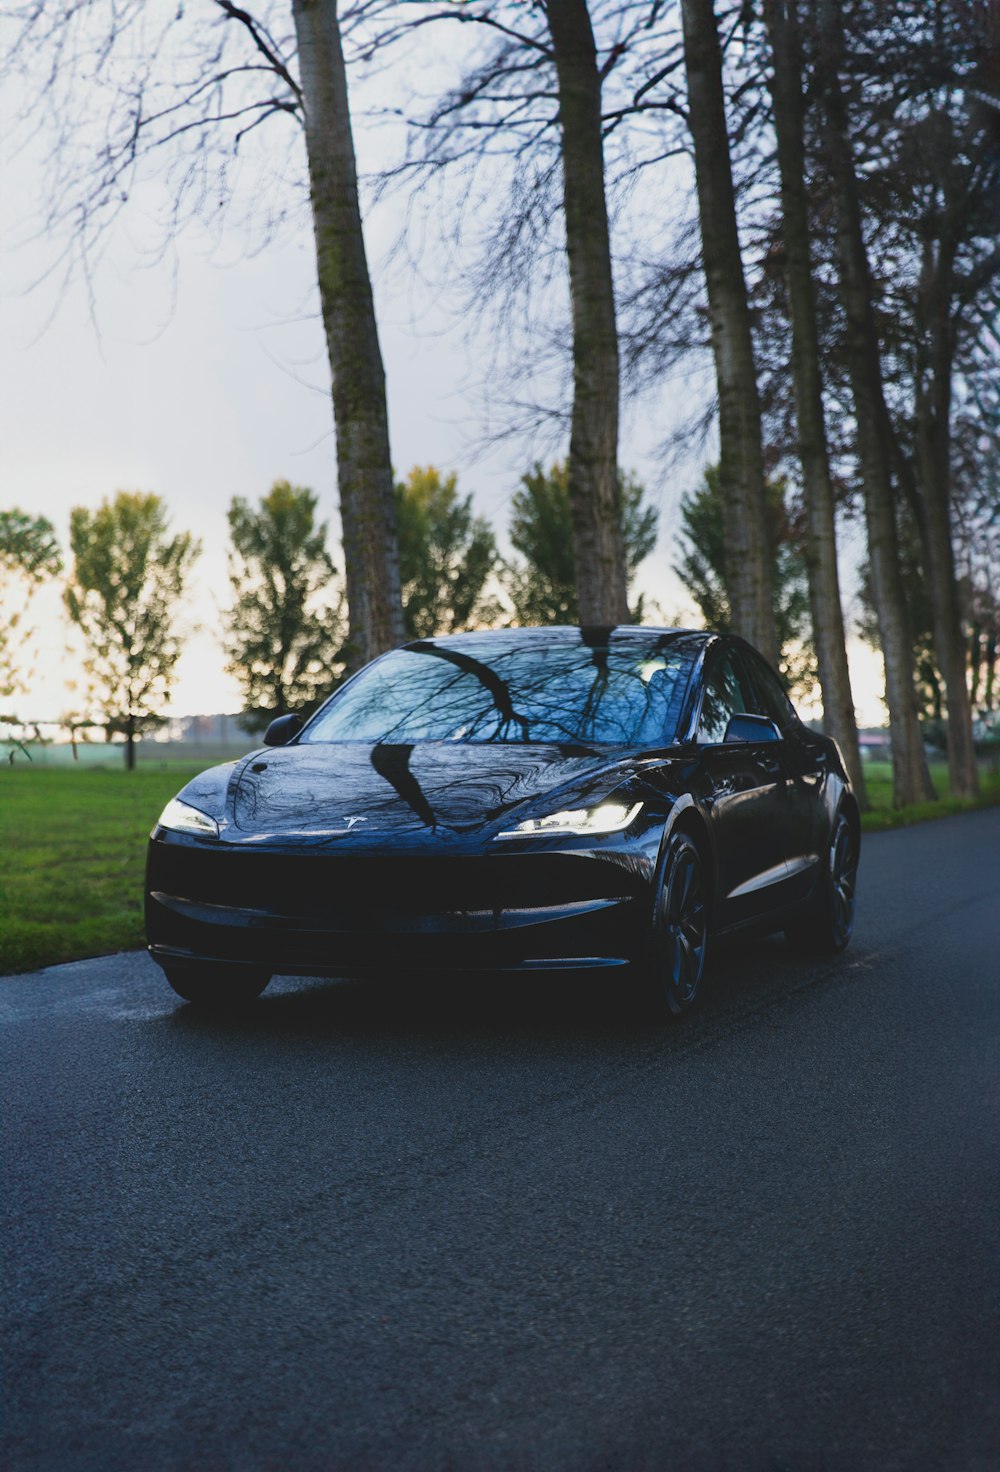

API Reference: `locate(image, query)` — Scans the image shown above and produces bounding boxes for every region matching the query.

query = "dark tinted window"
[743,649,796,730]
[301,635,696,747]
[698,650,754,744]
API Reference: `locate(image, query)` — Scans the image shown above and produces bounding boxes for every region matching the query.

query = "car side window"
[698,651,753,744]
[744,650,796,731]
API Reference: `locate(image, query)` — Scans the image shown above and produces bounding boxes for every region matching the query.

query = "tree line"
[0,467,656,765]
[3,459,998,769]
[3,0,998,803]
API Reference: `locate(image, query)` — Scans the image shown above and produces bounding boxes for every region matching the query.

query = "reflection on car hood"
[230,741,634,839]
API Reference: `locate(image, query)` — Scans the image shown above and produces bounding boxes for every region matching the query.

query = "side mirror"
[723,712,781,744]
[263,713,304,747]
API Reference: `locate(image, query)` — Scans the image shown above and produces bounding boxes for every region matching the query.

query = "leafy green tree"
[396,467,501,639]
[674,465,815,697]
[64,493,200,768]
[0,509,62,703]
[224,481,346,732]
[504,462,658,626]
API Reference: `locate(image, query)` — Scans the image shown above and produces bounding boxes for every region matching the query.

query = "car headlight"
[156,797,220,838]
[496,801,643,840]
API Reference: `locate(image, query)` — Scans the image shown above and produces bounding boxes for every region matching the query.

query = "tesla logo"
[342,816,367,831]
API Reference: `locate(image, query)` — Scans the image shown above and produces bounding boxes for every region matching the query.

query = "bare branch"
[212,0,303,102]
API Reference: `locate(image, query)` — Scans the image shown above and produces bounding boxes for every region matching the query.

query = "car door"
[740,645,825,900]
[695,645,790,927]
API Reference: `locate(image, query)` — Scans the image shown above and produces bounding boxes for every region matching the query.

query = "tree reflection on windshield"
[302,630,698,748]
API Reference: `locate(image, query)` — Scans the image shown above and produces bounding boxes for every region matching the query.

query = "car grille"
[148,845,640,918]
[146,841,648,971]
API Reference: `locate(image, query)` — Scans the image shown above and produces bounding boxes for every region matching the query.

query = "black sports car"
[145,626,860,1014]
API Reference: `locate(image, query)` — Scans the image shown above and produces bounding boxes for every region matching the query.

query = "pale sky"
[0,7,886,728]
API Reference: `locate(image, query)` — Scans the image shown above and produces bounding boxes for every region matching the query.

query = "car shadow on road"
[161,931,820,1050]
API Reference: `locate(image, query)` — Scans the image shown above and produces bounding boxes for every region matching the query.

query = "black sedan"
[145,626,860,1015]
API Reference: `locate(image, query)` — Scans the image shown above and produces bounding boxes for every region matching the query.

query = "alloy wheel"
[663,840,708,1011]
[829,816,858,947]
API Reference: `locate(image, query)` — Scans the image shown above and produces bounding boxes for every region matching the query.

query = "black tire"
[161,962,271,1007]
[785,809,858,956]
[642,830,709,1018]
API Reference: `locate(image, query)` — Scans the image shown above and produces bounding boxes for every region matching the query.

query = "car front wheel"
[643,830,709,1018]
[161,962,271,1007]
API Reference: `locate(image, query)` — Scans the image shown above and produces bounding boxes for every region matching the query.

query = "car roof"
[403,626,715,655]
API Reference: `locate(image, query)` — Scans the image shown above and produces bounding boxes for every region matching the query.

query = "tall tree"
[224,480,345,731]
[910,231,981,797]
[505,462,657,627]
[958,425,1000,714]
[680,0,778,665]
[5,1,403,670]
[290,0,404,668]
[64,493,200,769]
[367,0,651,626]
[543,0,629,625]
[673,465,815,699]
[793,0,996,799]
[761,0,867,805]
[881,3,995,798]
[395,467,500,640]
[857,517,948,727]
[815,0,935,807]
[0,510,62,705]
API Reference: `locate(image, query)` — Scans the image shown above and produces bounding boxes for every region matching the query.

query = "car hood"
[228,740,636,841]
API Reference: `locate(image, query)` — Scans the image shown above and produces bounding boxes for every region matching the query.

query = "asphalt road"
[3,809,999,1472]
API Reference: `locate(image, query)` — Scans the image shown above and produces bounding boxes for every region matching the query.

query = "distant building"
[164,713,256,744]
[857,729,892,762]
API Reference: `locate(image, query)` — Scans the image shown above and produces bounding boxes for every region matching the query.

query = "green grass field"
[0,764,210,975]
[858,761,1000,830]
[1,758,998,975]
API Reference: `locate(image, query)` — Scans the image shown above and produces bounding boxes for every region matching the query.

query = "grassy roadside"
[859,762,1000,831]
[2,758,998,975]
[0,765,212,975]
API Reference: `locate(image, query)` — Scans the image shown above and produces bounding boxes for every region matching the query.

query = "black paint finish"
[145,627,856,990]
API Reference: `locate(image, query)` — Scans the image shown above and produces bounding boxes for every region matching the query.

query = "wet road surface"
[3,808,999,1470]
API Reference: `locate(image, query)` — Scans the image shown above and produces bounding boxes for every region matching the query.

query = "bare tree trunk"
[680,0,777,664]
[970,622,983,708]
[544,0,629,626]
[763,0,867,807]
[291,0,403,668]
[816,0,935,808]
[913,238,979,797]
[986,634,997,711]
[125,713,136,771]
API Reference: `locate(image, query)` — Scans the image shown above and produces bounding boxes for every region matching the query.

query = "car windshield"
[301,633,697,747]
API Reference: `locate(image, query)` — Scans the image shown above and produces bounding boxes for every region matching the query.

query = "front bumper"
[145,832,656,977]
